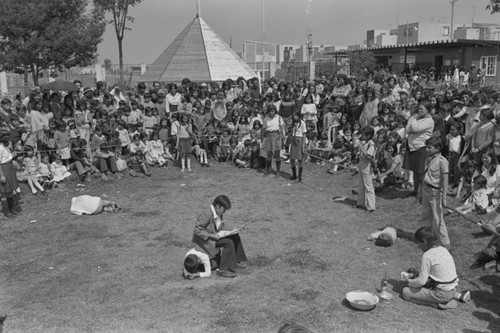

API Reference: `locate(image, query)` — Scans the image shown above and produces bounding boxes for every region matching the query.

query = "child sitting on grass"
[401,226,470,310]
[50,153,72,183]
[146,131,168,167]
[377,144,403,188]
[127,151,152,177]
[234,139,252,168]
[455,175,489,214]
[455,160,477,201]
[13,152,45,196]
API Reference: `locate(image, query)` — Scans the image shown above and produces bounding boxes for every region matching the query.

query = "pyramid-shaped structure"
[140,15,257,83]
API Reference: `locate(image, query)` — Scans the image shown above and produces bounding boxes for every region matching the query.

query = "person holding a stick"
[421,136,451,249]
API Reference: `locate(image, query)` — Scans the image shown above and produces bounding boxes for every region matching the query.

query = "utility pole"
[450,0,458,41]
[262,0,265,81]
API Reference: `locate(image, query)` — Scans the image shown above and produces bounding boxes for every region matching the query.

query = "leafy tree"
[348,50,376,79]
[94,0,144,88]
[0,0,106,86]
[315,59,340,78]
[487,0,500,13]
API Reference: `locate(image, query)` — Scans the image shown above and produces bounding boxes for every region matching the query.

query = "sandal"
[458,290,470,303]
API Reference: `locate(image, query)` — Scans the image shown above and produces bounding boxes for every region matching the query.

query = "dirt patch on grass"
[290,288,321,302]
[282,248,329,272]
[248,254,275,267]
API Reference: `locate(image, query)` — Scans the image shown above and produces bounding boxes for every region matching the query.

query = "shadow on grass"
[331,197,357,208]
[387,278,407,294]
[375,186,414,200]
[467,274,500,332]
[396,228,417,244]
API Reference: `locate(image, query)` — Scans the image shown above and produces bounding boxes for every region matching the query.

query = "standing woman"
[289,111,307,182]
[359,87,379,128]
[403,102,435,196]
[356,126,376,212]
[262,105,286,177]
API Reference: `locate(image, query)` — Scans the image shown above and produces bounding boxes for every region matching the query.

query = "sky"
[97,0,498,65]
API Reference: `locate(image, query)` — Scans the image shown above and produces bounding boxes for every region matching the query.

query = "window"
[481,56,497,76]
[443,26,450,36]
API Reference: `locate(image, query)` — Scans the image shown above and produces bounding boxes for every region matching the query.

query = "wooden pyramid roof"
[140,15,257,82]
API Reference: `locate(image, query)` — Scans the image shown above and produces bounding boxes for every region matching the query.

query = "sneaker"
[181,168,186,172]
[217,270,236,278]
[187,168,192,172]
[437,300,457,310]
[458,290,471,303]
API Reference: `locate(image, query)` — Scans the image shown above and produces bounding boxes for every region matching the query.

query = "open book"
[216,228,243,238]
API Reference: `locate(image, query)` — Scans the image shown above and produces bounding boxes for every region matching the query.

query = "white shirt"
[448,135,462,153]
[0,144,12,164]
[210,204,222,231]
[185,248,211,278]
[292,120,307,137]
[263,115,284,132]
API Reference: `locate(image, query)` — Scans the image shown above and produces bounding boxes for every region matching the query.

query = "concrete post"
[0,72,7,95]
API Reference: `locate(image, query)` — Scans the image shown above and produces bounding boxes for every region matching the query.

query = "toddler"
[127,151,152,177]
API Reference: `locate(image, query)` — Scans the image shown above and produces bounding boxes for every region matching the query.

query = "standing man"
[262,104,286,177]
[192,195,247,278]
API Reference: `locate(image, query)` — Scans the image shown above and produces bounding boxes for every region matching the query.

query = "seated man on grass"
[192,194,247,278]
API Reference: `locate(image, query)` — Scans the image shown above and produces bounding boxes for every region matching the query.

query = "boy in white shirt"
[182,248,212,279]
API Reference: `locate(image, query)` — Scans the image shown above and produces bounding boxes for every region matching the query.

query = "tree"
[94,0,144,89]
[315,59,341,78]
[487,0,500,13]
[0,0,106,86]
[348,50,376,79]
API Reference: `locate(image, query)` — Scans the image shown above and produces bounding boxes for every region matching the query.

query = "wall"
[376,34,398,46]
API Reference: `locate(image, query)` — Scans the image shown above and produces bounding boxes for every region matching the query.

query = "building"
[331,39,500,84]
[242,40,277,80]
[276,44,301,64]
[454,23,500,40]
[396,22,459,45]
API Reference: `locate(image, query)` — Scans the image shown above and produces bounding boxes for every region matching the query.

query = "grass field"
[0,161,499,333]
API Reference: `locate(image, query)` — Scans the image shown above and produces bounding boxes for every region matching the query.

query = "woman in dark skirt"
[289,111,307,182]
[403,102,434,195]
[0,130,20,217]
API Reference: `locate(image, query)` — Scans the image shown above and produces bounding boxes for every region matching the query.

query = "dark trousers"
[215,234,247,271]
[93,156,118,173]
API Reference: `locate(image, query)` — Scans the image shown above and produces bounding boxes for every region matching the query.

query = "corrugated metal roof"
[140,16,257,83]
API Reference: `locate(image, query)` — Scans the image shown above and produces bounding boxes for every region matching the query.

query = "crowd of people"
[0,65,499,311]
